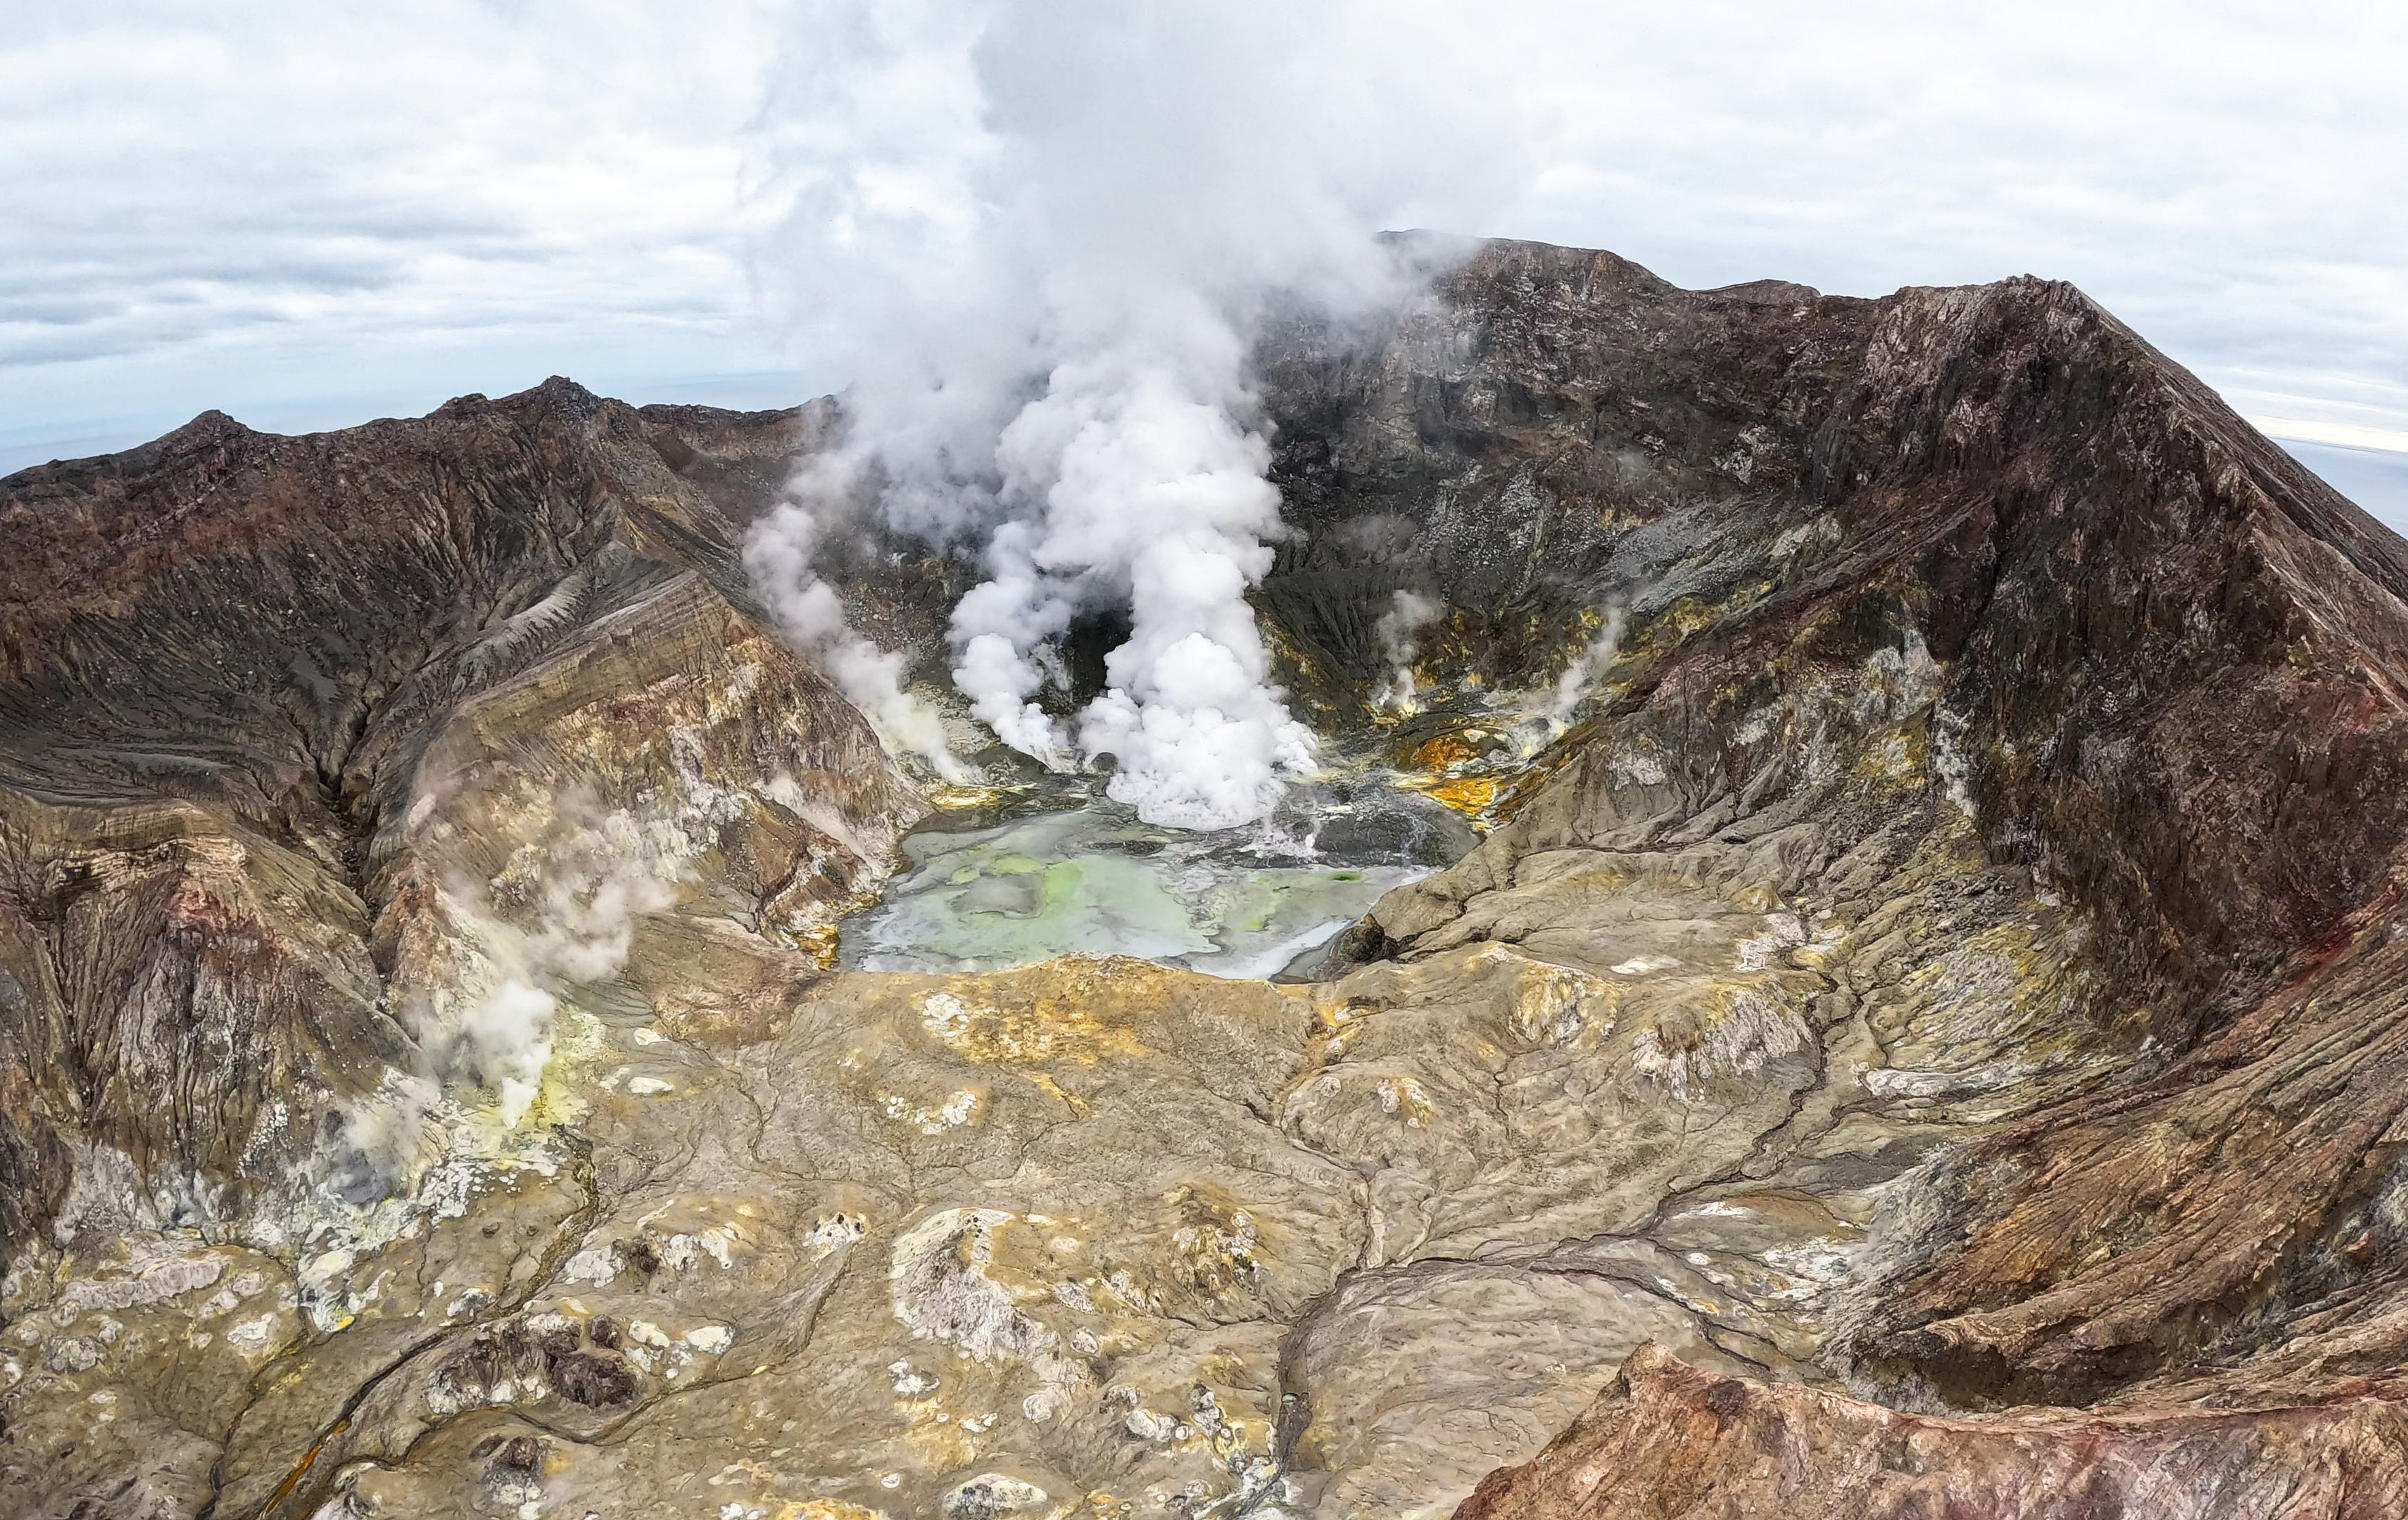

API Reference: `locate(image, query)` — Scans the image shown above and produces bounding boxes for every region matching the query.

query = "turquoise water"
[839,777,1473,979]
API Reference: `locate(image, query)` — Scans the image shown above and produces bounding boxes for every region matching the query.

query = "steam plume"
[1549,606,1630,732]
[743,479,966,779]
[1373,589,1444,711]
[448,800,681,1127]
[748,0,1530,828]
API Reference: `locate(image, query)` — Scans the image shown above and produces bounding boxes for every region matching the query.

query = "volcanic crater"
[6,239,2408,1519]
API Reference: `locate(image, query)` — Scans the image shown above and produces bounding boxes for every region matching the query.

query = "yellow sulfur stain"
[794,921,843,969]
[1406,732,1482,771]
[902,1413,981,1471]
[926,783,1006,810]
[1378,1075,1435,1127]
[1024,1070,1092,1115]
[1420,775,1501,815]
[916,965,1156,1066]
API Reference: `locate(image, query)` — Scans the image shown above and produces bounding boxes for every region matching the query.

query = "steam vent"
[12,238,2408,1519]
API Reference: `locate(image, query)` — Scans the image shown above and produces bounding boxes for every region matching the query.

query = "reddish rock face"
[1456,1343,2408,1520]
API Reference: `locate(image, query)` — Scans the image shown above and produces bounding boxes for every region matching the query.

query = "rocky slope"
[4,240,2407,1520]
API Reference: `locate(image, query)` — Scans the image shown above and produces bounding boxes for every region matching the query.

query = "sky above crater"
[3,1,2403,524]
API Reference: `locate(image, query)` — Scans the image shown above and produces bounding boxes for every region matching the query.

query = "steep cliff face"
[1259,244,2408,1512]
[0,380,919,1259]
[1271,239,2408,1388]
[5,241,2408,1520]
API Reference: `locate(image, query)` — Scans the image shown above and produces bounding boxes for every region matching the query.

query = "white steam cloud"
[746,0,1532,829]
[460,980,558,1129]
[959,338,1314,827]
[1372,588,1444,711]
[450,802,681,1127]
[742,484,966,779]
[1549,606,1629,733]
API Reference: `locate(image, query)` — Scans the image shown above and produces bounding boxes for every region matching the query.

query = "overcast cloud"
[3,1,2402,521]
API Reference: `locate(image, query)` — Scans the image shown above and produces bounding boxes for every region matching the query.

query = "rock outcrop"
[1454,1344,2408,1520]
[4,240,2407,1520]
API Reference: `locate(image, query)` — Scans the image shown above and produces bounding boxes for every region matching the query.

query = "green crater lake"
[838,775,1474,979]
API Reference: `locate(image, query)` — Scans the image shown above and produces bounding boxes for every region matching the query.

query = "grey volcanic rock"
[5,241,2408,1520]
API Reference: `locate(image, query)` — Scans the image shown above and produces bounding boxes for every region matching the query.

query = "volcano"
[8,239,2408,1519]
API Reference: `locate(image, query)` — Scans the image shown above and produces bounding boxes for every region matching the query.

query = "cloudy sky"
[5,1,2404,523]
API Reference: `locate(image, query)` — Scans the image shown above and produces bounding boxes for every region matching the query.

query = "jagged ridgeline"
[6,239,2408,1518]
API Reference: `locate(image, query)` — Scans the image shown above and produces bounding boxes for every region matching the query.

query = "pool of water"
[838,772,1476,980]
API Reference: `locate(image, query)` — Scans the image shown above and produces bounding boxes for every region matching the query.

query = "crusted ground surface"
[4,241,2408,1520]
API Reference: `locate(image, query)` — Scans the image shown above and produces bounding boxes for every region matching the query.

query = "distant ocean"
[2284,438,2408,540]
